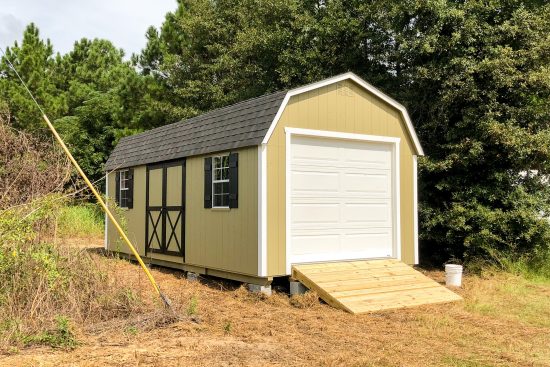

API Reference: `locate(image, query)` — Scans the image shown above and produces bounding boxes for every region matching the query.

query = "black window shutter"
[115,171,120,205]
[204,157,212,208]
[228,152,238,208]
[127,168,134,209]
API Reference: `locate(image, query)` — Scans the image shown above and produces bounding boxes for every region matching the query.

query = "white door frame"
[285,127,401,274]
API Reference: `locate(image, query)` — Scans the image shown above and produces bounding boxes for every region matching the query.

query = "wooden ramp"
[291,259,462,314]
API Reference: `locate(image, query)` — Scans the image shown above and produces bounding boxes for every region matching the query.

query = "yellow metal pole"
[41,113,165,302]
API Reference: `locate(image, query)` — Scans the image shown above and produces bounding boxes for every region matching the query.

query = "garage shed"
[104,72,424,289]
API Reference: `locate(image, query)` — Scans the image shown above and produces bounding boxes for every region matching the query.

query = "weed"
[464,273,550,328]
[57,204,103,238]
[223,321,232,334]
[22,316,78,349]
[0,196,146,350]
[125,326,138,335]
[187,295,198,316]
[482,247,550,282]
[442,355,494,367]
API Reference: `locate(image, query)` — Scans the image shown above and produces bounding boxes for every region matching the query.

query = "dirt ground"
[1,237,549,367]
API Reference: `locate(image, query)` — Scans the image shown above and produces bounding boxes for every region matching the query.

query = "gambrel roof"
[105,72,423,170]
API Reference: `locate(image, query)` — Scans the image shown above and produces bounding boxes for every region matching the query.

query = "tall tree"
[0,23,66,134]
[139,0,550,266]
[135,0,318,122]
[296,0,550,265]
[55,38,146,183]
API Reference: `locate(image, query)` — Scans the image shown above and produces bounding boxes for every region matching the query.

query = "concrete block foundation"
[290,281,308,295]
[186,272,199,282]
[248,284,272,296]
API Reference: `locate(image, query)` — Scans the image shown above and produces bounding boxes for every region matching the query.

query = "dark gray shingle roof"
[105,91,287,170]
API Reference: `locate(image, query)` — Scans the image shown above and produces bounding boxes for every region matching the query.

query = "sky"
[0,0,177,57]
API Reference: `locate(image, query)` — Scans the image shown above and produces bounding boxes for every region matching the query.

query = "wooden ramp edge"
[291,259,462,314]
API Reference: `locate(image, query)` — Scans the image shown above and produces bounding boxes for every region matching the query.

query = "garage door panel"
[341,231,393,257]
[292,234,340,255]
[291,203,340,224]
[291,170,339,193]
[340,141,392,168]
[343,172,391,195]
[292,139,339,162]
[343,201,391,224]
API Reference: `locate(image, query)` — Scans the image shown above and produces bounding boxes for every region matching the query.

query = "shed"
[104,72,424,291]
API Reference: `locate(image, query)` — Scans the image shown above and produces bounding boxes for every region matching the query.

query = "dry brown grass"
[289,291,320,309]
[0,237,151,350]
[1,238,549,367]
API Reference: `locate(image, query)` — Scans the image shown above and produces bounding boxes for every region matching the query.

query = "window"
[212,155,229,208]
[204,153,238,209]
[119,169,130,208]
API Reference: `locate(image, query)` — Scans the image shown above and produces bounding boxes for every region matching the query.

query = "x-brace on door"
[145,160,186,258]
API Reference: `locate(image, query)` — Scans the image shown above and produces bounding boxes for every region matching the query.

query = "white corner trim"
[284,128,401,275]
[104,173,109,250]
[413,155,419,265]
[258,145,268,276]
[285,130,292,275]
[394,142,401,261]
[262,72,424,156]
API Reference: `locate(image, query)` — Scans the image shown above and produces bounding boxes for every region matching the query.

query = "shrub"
[0,114,70,209]
[0,107,147,350]
[22,316,78,349]
[57,203,104,238]
[0,196,144,349]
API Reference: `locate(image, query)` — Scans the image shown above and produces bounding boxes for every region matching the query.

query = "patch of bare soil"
[2,238,549,367]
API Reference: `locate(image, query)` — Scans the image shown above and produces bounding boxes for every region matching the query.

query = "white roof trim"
[261,72,424,156]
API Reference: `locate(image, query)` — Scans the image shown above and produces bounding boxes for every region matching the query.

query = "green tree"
[372,1,550,265]
[140,0,550,266]
[135,0,317,122]
[55,38,146,182]
[0,23,66,134]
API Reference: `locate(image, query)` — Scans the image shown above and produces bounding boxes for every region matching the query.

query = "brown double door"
[145,160,186,258]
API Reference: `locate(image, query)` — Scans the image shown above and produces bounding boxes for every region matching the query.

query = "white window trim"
[212,154,230,209]
[119,169,129,209]
[284,127,401,275]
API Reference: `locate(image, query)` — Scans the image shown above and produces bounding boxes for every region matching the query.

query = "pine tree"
[0,23,66,134]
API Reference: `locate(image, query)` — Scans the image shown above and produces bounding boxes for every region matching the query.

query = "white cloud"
[0,0,176,57]
[0,13,25,49]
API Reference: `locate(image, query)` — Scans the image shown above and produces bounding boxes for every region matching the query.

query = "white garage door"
[289,135,395,264]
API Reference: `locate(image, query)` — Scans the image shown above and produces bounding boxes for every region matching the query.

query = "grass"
[3,245,549,366]
[441,356,495,367]
[21,316,78,349]
[0,197,147,351]
[464,271,550,328]
[186,295,198,316]
[57,204,103,238]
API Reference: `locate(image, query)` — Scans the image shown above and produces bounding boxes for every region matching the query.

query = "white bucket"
[445,264,463,287]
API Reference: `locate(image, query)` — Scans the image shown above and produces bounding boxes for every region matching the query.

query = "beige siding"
[266,80,417,276]
[107,146,258,276]
[186,146,258,275]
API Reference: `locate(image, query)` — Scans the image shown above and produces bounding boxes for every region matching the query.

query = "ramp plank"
[292,260,461,314]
